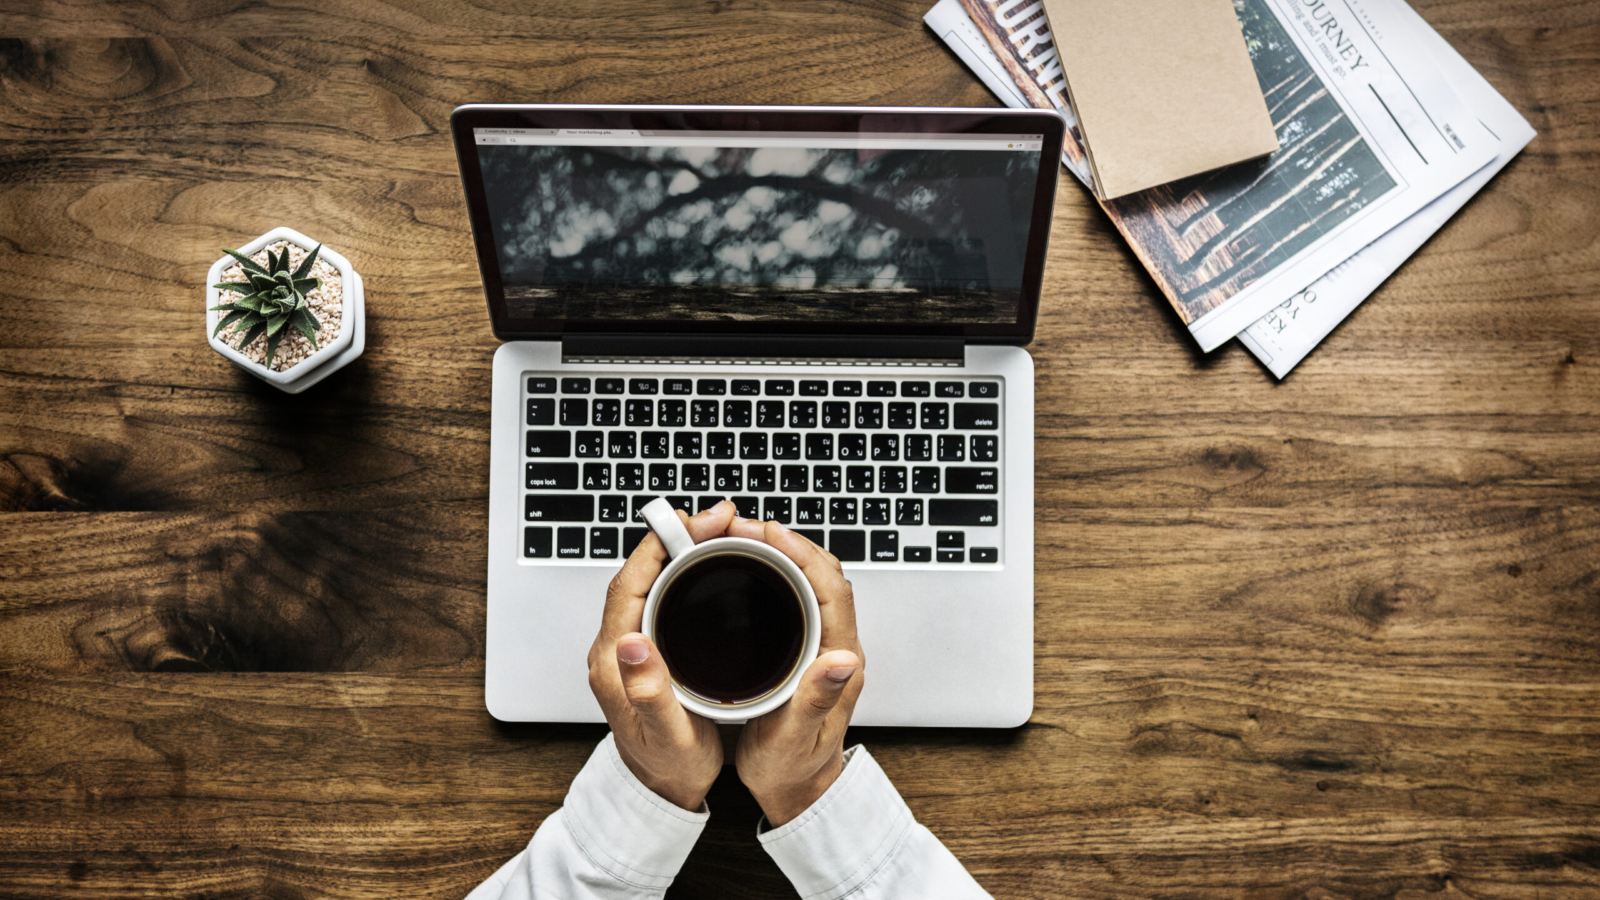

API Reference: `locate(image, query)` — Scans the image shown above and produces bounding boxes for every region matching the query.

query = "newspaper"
[1236,1,1536,376]
[928,0,1497,352]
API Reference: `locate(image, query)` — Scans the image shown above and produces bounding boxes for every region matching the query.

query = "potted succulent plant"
[205,226,365,393]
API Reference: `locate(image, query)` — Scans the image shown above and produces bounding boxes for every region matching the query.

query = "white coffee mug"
[638,498,821,721]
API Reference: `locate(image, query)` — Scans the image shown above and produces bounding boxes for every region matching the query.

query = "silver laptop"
[452,104,1065,726]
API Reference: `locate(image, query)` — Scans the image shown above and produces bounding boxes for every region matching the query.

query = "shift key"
[944,467,999,494]
[525,495,594,522]
[929,499,998,526]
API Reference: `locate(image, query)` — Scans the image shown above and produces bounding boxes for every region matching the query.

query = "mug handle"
[640,497,696,559]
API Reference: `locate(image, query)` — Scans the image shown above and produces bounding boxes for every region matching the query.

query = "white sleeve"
[465,733,708,900]
[758,746,993,900]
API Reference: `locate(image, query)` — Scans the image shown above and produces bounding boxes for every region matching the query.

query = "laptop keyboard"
[521,374,1002,566]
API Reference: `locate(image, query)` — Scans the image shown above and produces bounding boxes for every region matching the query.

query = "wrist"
[615,745,711,812]
[752,751,844,827]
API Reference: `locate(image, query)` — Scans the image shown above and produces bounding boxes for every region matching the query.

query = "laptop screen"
[452,107,1065,342]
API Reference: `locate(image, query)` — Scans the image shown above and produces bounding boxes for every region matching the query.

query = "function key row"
[529,399,998,431]
[525,524,996,563]
[530,376,998,399]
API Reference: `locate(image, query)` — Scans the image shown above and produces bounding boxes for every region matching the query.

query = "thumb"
[789,649,860,722]
[615,633,682,720]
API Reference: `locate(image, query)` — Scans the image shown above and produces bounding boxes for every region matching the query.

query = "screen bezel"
[450,104,1065,345]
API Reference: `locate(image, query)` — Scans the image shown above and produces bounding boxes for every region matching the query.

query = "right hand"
[725,518,865,826]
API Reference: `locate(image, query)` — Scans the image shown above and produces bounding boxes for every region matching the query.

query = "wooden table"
[2,2,1597,897]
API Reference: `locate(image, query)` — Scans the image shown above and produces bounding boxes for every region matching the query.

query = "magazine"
[932,0,1496,352]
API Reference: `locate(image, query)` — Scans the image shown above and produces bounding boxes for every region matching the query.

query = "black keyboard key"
[648,463,677,491]
[879,466,906,493]
[707,432,735,459]
[838,433,866,461]
[590,527,619,559]
[829,498,857,525]
[557,526,585,558]
[630,495,659,522]
[904,546,931,562]
[938,434,965,461]
[525,494,593,522]
[780,465,809,492]
[623,527,649,556]
[902,381,930,397]
[887,402,916,429]
[833,381,862,397]
[597,378,624,394]
[641,431,669,458]
[970,547,998,563]
[795,497,825,525]
[937,531,965,548]
[795,528,826,546]
[560,398,588,426]
[724,400,752,428]
[575,431,604,458]
[896,499,923,526]
[616,464,644,491]
[732,379,761,396]
[691,399,719,427]
[739,432,768,460]
[658,399,686,427]
[625,399,653,427]
[527,398,555,426]
[867,381,896,397]
[765,380,795,396]
[911,467,940,494]
[764,496,792,523]
[854,402,883,429]
[789,401,817,428]
[599,495,628,522]
[946,467,999,494]
[846,466,874,493]
[528,377,556,394]
[870,529,898,561]
[920,403,949,430]
[757,401,785,428]
[969,381,999,399]
[773,433,801,459]
[697,496,724,513]
[674,432,702,459]
[682,464,710,492]
[822,402,850,428]
[954,402,999,430]
[593,399,621,426]
[526,431,571,458]
[799,380,829,396]
[714,464,743,492]
[583,462,611,490]
[936,382,964,398]
[748,465,776,492]
[629,378,658,395]
[732,496,759,518]
[561,377,591,394]
[805,433,834,460]
[863,498,890,526]
[697,379,726,395]
[830,529,865,561]
[938,549,964,563]
[526,462,578,490]
[525,526,553,557]
[971,435,998,462]
[871,434,899,461]
[667,496,694,515]
[813,465,841,492]
[664,378,693,395]
[608,431,637,458]
[930,499,999,526]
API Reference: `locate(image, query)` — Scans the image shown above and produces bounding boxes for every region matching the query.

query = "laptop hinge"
[561,334,965,366]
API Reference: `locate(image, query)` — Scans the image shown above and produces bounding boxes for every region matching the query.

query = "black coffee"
[655,554,805,704]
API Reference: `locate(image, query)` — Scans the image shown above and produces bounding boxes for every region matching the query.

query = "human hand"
[726,518,865,826]
[587,500,738,811]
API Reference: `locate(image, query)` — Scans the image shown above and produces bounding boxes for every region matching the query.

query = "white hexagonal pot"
[205,226,365,394]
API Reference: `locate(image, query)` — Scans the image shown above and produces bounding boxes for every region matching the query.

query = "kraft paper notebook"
[1041,0,1280,200]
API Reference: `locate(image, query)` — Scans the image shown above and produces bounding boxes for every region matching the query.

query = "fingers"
[601,501,737,641]
[723,517,859,655]
[615,633,683,720]
[788,649,860,722]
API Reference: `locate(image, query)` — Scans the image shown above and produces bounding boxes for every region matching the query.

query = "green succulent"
[210,243,323,368]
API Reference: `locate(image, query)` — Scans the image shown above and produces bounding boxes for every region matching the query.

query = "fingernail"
[618,639,651,665]
[825,665,856,683]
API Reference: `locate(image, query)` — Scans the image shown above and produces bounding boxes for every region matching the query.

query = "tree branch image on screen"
[475,135,1042,324]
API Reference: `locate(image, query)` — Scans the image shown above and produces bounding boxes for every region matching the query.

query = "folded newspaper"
[927,0,1533,372]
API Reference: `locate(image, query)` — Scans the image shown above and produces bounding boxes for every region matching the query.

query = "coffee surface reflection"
[654,554,805,704]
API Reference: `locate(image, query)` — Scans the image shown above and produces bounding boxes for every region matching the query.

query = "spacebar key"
[525,494,594,522]
[929,499,998,526]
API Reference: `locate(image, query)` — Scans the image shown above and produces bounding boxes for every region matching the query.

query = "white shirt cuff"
[757,746,913,900]
[560,732,709,890]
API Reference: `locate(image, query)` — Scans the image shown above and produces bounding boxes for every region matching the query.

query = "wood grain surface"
[1,1,1597,898]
